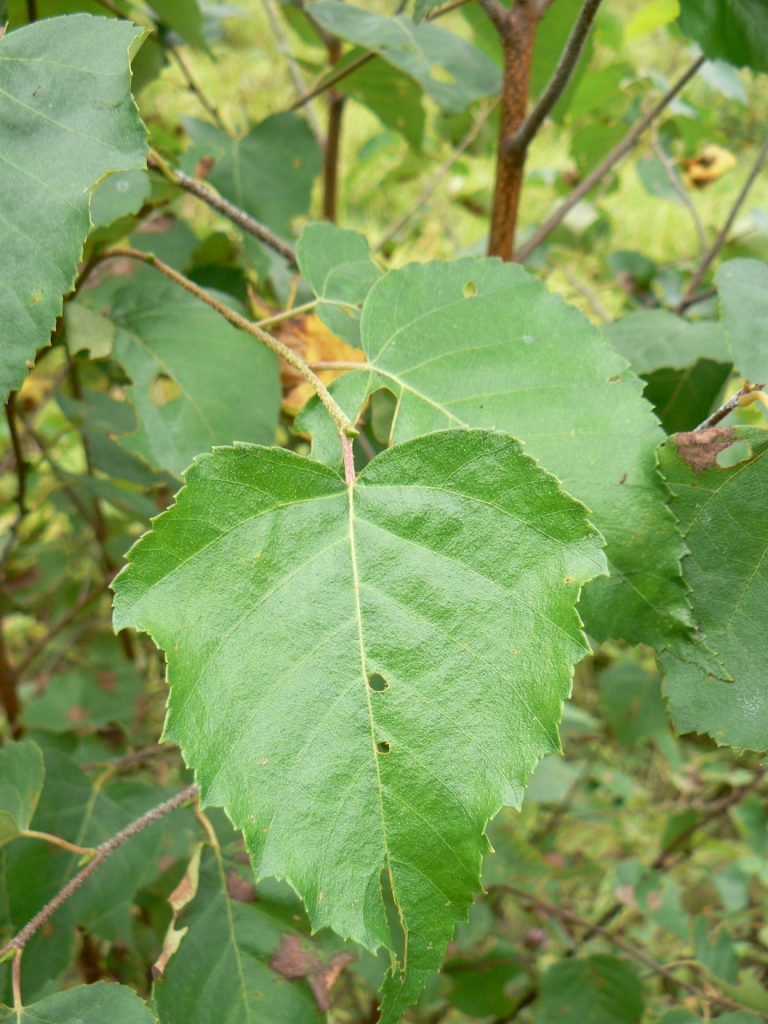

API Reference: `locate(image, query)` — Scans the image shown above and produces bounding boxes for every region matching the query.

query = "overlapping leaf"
[297,257,715,666]
[307,2,501,115]
[0,15,147,405]
[114,430,605,1021]
[659,427,768,751]
[717,259,768,384]
[0,740,44,846]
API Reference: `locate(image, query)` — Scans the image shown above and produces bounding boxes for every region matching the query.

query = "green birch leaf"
[297,224,381,347]
[659,427,768,751]
[678,0,768,72]
[183,114,321,240]
[717,259,768,384]
[412,0,443,23]
[113,430,606,1022]
[109,272,281,478]
[296,258,715,669]
[0,15,148,406]
[307,3,501,115]
[536,955,644,1024]
[0,981,157,1023]
[154,846,329,1023]
[335,51,426,150]
[0,740,44,846]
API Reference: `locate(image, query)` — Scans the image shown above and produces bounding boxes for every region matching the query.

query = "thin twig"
[0,784,198,958]
[676,137,768,313]
[169,45,229,135]
[147,152,297,265]
[6,393,27,517]
[105,248,357,440]
[651,133,706,256]
[15,579,111,677]
[80,743,177,771]
[694,382,766,432]
[374,100,499,252]
[255,300,318,328]
[509,0,603,156]
[498,885,768,1020]
[516,56,705,263]
[563,268,610,324]
[261,0,324,147]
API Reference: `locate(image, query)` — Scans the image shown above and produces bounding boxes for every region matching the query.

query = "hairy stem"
[147,152,297,265]
[0,785,198,959]
[515,56,705,263]
[106,248,358,440]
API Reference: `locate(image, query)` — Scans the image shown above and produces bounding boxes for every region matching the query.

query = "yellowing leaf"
[275,313,367,417]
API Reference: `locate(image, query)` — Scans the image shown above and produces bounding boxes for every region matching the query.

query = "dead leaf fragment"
[683,145,737,189]
[270,933,355,1012]
[274,313,366,417]
[153,844,202,979]
[675,428,735,473]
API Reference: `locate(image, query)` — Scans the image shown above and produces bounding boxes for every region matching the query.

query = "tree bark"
[488,2,541,261]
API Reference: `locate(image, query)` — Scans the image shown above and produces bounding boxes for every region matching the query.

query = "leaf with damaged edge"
[297,257,719,671]
[659,427,768,751]
[113,430,605,1022]
[0,15,148,405]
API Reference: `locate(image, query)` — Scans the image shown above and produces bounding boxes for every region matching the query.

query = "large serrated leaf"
[0,15,148,405]
[659,427,768,752]
[113,429,605,1021]
[296,257,714,668]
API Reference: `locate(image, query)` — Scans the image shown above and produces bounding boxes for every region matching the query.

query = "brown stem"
[498,885,768,1020]
[26,0,37,20]
[515,56,705,263]
[147,152,297,264]
[322,38,345,223]
[0,785,198,959]
[0,623,21,732]
[488,2,542,261]
[80,743,175,771]
[676,137,768,313]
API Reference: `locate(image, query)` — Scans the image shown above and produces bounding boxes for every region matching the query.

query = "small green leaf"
[678,0,768,71]
[0,15,148,405]
[297,224,380,346]
[0,740,44,846]
[0,981,156,1023]
[64,302,117,360]
[154,846,329,1023]
[307,2,501,115]
[717,259,768,385]
[109,272,281,477]
[114,430,605,1021]
[536,955,644,1024]
[659,427,768,751]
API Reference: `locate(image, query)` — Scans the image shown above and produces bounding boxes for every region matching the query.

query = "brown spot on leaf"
[195,155,215,180]
[676,428,736,473]
[226,868,256,903]
[270,933,355,1012]
[66,705,89,722]
[96,670,118,691]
